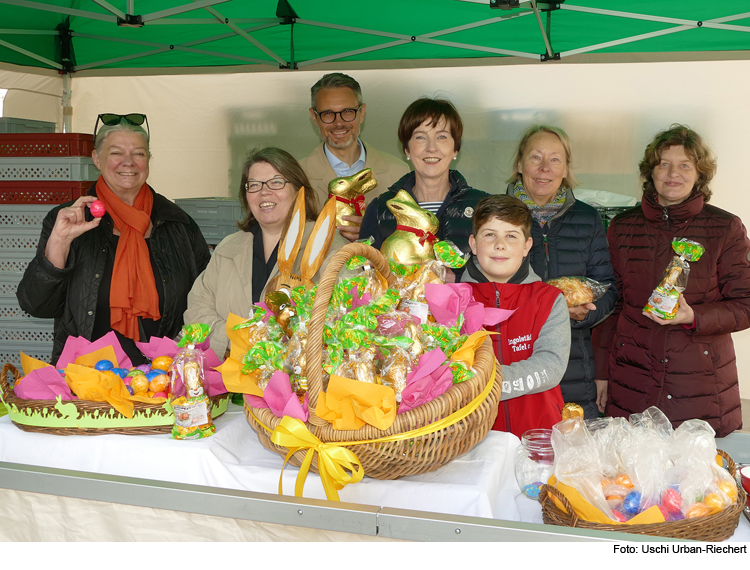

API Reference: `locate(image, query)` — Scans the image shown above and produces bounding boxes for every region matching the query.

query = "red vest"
[469,281,565,438]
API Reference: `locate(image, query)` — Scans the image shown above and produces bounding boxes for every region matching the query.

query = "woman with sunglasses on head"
[184,147,345,357]
[17,113,211,365]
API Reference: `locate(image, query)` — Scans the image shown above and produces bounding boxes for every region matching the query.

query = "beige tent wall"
[0,64,62,127]
[3,60,750,399]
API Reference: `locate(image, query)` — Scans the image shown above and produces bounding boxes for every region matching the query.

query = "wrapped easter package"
[546,276,610,308]
[551,407,739,523]
[643,238,705,319]
[170,324,216,440]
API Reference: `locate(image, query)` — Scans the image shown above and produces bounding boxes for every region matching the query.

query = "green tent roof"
[1,1,749,73]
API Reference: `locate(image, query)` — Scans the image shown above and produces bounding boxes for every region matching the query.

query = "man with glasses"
[300,73,409,241]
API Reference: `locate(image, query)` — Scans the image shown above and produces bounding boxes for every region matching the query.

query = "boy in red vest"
[461,195,569,438]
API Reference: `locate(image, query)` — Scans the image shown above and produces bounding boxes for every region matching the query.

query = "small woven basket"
[1,362,230,436]
[245,242,501,480]
[539,449,746,541]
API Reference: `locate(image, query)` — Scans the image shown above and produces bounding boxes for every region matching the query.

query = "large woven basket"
[245,242,501,480]
[1,362,230,436]
[539,449,746,541]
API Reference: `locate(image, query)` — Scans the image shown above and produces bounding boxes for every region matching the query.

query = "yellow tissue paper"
[20,351,52,376]
[215,313,265,396]
[450,331,493,368]
[64,363,134,418]
[75,345,119,369]
[316,374,397,431]
[548,475,665,525]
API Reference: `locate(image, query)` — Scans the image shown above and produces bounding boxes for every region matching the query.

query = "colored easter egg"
[89,199,106,218]
[606,498,623,509]
[615,474,635,489]
[703,492,725,511]
[153,391,168,399]
[656,505,670,521]
[127,369,145,377]
[94,359,114,371]
[600,478,614,488]
[716,480,738,502]
[611,510,628,522]
[686,502,713,518]
[112,367,129,378]
[122,377,131,386]
[146,369,166,381]
[56,369,65,375]
[126,385,134,395]
[523,483,542,499]
[135,364,152,374]
[661,487,682,514]
[151,356,173,371]
[130,376,149,394]
[149,376,169,393]
[622,490,641,516]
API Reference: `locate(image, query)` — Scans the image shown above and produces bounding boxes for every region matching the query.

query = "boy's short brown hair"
[472,195,532,240]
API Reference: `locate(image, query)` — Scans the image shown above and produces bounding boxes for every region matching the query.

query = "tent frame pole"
[62,72,71,133]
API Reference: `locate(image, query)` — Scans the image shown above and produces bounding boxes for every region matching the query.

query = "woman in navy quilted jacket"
[506,125,617,419]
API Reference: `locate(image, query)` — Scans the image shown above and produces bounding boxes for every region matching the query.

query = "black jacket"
[507,184,617,419]
[17,184,211,364]
[359,170,488,257]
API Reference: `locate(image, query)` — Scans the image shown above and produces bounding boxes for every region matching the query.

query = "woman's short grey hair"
[310,73,363,109]
[94,123,150,156]
[506,124,578,189]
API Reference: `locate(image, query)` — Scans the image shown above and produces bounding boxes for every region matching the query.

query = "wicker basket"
[1,362,230,436]
[245,242,501,480]
[539,450,747,541]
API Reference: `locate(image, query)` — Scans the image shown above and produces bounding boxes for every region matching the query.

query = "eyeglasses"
[245,177,289,193]
[312,105,362,124]
[94,113,150,140]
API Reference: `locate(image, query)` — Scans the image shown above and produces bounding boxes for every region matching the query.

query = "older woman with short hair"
[185,147,343,357]
[358,97,488,277]
[507,124,617,419]
[17,114,211,365]
[593,124,750,437]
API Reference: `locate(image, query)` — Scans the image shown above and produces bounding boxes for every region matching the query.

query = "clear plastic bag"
[546,276,610,307]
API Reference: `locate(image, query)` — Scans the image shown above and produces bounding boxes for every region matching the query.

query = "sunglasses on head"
[94,113,150,140]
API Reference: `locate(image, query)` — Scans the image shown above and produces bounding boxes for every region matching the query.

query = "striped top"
[418,201,442,214]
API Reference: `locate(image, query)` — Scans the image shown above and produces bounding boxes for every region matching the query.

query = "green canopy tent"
[1,0,750,74]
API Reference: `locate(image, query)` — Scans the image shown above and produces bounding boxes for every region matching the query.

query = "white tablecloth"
[1,406,747,541]
[0,405,529,522]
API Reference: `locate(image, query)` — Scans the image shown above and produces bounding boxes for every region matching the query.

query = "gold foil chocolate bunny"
[328,168,378,227]
[380,190,439,265]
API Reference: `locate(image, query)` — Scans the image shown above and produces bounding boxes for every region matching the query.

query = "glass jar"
[514,429,555,499]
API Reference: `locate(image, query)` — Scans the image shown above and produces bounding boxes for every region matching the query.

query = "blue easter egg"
[112,368,129,378]
[146,370,166,381]
[56,369,66,375]
[523,483,542,499]
[622,490,642,516]
[94,359,114,371]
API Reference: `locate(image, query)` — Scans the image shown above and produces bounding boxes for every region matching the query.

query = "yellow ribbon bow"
[254,363,496,502]
[270,416,364,501]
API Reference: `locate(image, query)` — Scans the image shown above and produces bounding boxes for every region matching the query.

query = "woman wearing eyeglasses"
[17,113,211,365]
[184,147,345,357]
[358,97,487,280]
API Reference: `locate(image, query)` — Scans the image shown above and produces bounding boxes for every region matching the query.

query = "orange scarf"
[95,176,160,341]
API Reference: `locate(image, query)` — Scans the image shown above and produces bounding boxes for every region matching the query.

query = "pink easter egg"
[89,200,106,218]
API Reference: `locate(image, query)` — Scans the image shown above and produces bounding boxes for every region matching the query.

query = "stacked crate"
[174,197,243,247]
[0,130,97,369]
